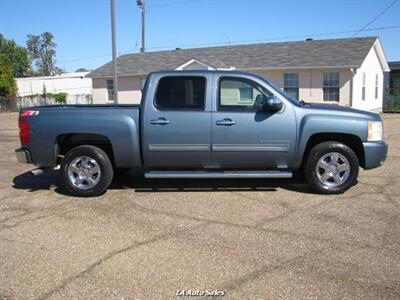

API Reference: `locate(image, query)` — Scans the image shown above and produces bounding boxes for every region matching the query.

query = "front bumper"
[363,141,388,170]
[15,148,32,164]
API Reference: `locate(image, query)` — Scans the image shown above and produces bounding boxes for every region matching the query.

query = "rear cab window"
[155,76,206,110]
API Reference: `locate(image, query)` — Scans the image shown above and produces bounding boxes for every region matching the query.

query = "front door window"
[218,77,271,111]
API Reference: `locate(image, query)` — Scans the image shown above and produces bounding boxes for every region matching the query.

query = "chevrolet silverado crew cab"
[15,70,388,197]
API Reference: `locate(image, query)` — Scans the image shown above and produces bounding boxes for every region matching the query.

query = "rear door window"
[155,76,206,110]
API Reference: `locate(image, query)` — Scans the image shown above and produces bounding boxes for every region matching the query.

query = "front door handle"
[216,118,236,126]
[150,117,170,125]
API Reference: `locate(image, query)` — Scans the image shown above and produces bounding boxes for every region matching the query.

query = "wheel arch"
[56,133,116,166]
[301,133,365,169]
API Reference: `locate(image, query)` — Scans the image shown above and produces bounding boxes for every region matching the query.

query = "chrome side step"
[145,170,292,179]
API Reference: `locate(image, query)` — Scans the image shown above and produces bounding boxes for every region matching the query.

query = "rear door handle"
[216,118,236,126]
[150,117,170,125]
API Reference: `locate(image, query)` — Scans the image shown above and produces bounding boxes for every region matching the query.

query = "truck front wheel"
[306,142,359,194]
[61,145,114,197]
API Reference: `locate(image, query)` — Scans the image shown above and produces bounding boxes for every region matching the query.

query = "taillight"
[19,116,30,143]
[19,110,39,143]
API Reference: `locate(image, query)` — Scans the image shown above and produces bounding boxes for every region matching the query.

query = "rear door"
[143,73,212,168]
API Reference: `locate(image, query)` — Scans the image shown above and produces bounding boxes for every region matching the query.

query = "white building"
[87,37,389,112]
[15,72,92,104]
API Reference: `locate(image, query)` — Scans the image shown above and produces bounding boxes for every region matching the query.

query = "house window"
[107,79,114,101]
[239,81,254,102]
[375,74,379,99]
[323,72,339,101]
[155,76,206,110]
[362,72,366,101]
[283,73,299,99]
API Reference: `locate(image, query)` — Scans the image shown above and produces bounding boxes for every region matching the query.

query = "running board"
[145,170,292,179]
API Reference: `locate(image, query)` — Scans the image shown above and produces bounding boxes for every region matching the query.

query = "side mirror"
[255,95,283,112]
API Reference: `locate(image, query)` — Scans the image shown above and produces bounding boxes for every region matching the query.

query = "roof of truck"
[148,70,255,75]
[87,36,382,78]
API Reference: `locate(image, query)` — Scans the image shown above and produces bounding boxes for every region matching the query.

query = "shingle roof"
[87,37,377,78]
[389,61,400,70]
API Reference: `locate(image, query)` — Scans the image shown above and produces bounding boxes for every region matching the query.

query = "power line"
[146,25,400,50]
[58,53,113,63]
[58,24,400,65]
[351,0,399,37]
[147,0,379,9]
[147,0,200,9]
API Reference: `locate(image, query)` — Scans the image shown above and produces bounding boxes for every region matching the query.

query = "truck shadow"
[13,170,61,192]
[12,169,315,195]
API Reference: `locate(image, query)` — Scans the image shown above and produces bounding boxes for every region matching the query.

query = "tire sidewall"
[61,145,113,197]
[306,142,359,194]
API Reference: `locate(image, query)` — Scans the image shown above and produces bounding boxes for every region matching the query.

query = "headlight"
[368,121,383,141]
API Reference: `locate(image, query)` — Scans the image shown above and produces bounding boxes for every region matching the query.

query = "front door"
[143,74,212,168]
[211,75,296,169]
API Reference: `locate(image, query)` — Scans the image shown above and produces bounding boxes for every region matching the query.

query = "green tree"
[75,68,89,72]
[27,32,60,76]
[0,54,17,98]
[0,34,31,77]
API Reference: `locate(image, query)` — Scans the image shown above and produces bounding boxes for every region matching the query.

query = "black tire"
[306,141,359,194]
[61,145,114,197]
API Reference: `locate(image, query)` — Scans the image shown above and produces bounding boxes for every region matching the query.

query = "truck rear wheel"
[61,145,114,197]
[306,142,359,194]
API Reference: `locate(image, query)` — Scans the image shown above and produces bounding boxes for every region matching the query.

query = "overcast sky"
[1,0,399,72]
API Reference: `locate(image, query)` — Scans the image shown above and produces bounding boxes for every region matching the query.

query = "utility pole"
[137,0,145,53]
[110,0,119,103]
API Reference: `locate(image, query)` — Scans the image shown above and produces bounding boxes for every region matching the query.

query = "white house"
[87,37,390,112]
[15,72,92,104]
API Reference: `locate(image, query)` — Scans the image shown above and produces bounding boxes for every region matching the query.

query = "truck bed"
[20,104,142,168]
[23,104,140,109]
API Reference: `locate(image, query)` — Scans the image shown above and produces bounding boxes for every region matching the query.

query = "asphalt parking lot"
[0,112,399,299]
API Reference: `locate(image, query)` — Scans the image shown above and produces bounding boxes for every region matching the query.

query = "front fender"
[293,114,368,168]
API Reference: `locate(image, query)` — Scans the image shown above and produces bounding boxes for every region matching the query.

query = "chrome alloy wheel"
[316,152,350,188]
[67,156,101,190]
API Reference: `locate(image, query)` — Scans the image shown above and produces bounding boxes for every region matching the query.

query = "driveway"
[0,112,399,299]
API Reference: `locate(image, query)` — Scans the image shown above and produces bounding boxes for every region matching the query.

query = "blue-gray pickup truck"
[15,70,388,197]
